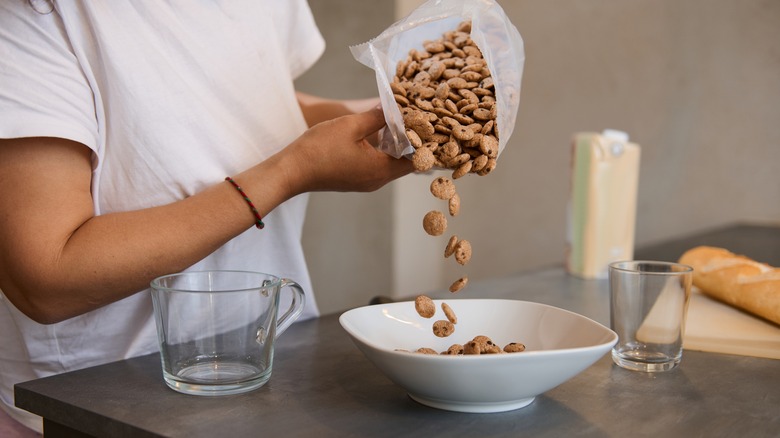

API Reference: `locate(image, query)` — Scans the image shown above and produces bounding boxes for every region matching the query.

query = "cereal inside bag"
[350,0,524,160]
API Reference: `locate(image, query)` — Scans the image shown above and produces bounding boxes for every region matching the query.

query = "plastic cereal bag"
[350,0,524,162]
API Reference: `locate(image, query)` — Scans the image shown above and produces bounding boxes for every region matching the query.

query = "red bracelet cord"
[225,177,265,229]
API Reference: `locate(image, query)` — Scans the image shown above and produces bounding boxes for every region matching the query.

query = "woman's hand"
[273,106,413,195]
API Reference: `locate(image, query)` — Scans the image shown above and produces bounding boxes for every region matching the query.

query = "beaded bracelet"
[225,177,265,229]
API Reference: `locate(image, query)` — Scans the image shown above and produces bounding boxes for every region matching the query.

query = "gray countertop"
[14,223,780,437]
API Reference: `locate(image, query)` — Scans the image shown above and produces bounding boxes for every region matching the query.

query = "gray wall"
[297,0,780,316]
[295,1,398,314]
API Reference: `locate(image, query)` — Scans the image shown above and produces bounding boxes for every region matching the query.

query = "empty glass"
[150,270,305,395]
[609,261,692,372]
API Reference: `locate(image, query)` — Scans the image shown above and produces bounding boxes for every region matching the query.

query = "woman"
[0,1,412,433]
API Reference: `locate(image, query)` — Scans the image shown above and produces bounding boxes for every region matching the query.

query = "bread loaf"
[678,246,780,325]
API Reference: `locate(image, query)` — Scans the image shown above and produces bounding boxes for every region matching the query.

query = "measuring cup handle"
[275,278,306,338]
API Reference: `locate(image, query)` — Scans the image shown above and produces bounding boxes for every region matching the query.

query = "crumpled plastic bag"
[350,0,524,159]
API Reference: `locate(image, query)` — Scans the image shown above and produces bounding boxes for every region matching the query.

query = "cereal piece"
[477,157,497,176]
[432,107,454,118]
[415,347,439,355]
[448,193,461,216]
[458,88,480,105]
[458,103,478,115]
[423,41,446,53]
[441,344,464,355]
[406,129,422,149]
[468,335,499,354]
[395,59,409,79]
[484,344,503,354]
[452,125,474,142]
[463,340,481,355]
[479,134,499,158]
[411,49,430,62]
[432,320,455,337]
[447,153,471,167]
[422,210,447,236]
[434,123,452,135]
[444,235,458,258]
[428,61,446,81]
[430,177,457,200]
[471,154,488,173]
[467,123,483,134]
[471,335,491,351]
[413,71,432,87]
[444,99,459,115]
[472,107,492,122]
[440,141,460,161]
[434,82,450,100]
[472,335,492,344]
[439,116,456,129]
[504,342,527,353]
[451,113,474,126]
[412,147,435,172]
[471,87,492,97]
[460,71,483,83]
[403,60,419,78]
[408,84,435,100]
[441,302,458,324]
[394,94,409,106]
[478,98,495,108]
[464,46,483,58]
[414,295,435,318]
[390,82,407,97]
[452,48,467,59]
[415,98,435,112]
[464,147,482,159]
[481,119,495,135]
[403,109,435,139]
[447,77,468,89]
[420,142,436,151]
[449,276,468,293]
[428,132,449,144]
[452,160,472,179]
[454,239,472,265]
[463,133,482,149]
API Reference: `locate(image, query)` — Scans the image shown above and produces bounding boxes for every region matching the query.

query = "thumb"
[350,105,387,139]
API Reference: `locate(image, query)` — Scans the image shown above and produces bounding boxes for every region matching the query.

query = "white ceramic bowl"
[339,299,617,413]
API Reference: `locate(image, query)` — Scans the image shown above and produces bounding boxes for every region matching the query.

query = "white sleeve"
[270,0,326,80]
[0,2,98,150]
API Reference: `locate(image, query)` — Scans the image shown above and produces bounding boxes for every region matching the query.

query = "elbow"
[24,306,69,325]
[1,282,76,325]
[8,296,66,325]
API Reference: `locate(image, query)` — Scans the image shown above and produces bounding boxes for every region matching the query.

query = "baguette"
[678,246,780,325]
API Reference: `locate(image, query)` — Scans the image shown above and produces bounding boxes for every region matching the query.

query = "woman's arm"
[0,107,411,324]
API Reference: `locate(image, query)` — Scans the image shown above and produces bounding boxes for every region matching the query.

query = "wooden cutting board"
[683,287,780,360]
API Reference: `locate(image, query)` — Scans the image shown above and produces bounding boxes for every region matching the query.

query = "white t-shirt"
[0,1,325,431]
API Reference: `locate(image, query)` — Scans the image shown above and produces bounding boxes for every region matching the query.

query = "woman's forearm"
[0,137,297,323]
